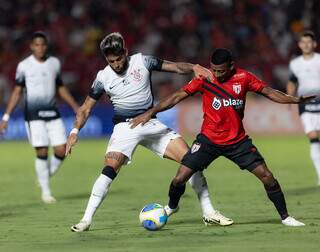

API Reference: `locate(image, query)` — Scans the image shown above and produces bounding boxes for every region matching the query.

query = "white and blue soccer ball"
[139,203,168,231]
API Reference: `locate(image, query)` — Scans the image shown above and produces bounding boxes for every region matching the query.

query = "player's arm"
[161,60,212,79]
[65,96,97,156]
[260,86,315,104]
[0,86,23,134]
[57,86,79,113]
[130,89,189,128]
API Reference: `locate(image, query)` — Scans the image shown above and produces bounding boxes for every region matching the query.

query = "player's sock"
[264,179,288,220]
[81,166,117,224]
[35,156,51,197]
[49,154,65,176]
[168,182,186,209]
[188,171,215,215]
[310,139,320,182]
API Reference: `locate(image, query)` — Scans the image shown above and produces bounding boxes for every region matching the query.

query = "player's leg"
[25,120,54,203]
[251,164,305,226]
[46,119,67,176]
[163,136,232,225]
[34,146,55,203]
[226,138,304,226]
[301,113,320,185]
[71,152,126,232]
[71,122,140,232]
[307,130,320,185]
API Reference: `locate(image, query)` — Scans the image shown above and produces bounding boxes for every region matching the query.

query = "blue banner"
[0,105,178,140]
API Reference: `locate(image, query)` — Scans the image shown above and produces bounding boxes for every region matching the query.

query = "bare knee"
[53,144,66,158]
[104,152,126,172]
[35,147,48,158]
[164,137,189,163]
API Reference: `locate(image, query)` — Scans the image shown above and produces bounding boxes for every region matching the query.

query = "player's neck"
[302,52,315,60]
[32,54,48,62]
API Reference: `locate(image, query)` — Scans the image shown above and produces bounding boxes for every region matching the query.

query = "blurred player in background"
[0,31,79,203]
[131,48,313,226]
[287,30,320,185]
[66,32,233,232]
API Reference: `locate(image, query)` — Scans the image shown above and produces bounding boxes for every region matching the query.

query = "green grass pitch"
[0,136,319,252]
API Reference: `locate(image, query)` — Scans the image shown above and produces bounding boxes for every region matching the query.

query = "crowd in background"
[0,0,319,105]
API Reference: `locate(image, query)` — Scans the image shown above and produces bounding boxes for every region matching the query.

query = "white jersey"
[16,55,62,121]
[289,53,320,114]
[89,53,163,123]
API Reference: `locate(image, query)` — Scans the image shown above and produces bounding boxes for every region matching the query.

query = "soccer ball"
[139,203,168,231]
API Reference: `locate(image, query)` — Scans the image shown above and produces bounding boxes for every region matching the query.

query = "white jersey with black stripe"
[16,55,62,121]
[289,53,320,97]
[89,53,163,120]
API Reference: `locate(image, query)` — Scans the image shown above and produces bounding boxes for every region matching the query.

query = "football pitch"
[0,136,319,252]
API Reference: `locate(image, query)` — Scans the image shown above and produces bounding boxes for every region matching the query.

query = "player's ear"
[313,41,317,49]
[229,61,235,70]
[124,48,128,57]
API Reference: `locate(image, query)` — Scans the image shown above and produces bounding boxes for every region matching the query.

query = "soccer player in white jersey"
[287,31,320,185]
[66,32,233,232]
[0,31,79,203]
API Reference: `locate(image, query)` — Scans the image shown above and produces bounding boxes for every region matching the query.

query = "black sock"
[168,182,186,209]
[264,180,288,220]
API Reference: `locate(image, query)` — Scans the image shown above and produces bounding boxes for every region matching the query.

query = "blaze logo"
[212,97,222,110]
[212,98,244,110]
[191,143,201,153]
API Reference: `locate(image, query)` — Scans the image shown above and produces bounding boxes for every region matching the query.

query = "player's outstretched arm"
[130,89,189,128]
[161,60,212,79]
[65,96,97,156]
[260,86,316,104]
[57,86,79,113]
[0,86,23,134]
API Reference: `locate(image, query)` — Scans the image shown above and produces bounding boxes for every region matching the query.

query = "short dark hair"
[100,32,125,56]
[31,31,48,43]
[300,30,316,41]
[211,48,233,65]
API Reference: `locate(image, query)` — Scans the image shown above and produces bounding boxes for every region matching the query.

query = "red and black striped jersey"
[182,68,267,145]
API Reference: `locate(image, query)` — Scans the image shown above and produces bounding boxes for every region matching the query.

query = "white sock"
[310,143,320,181]
[82,174,113,224]
[188,171,215,215]
[49,155,63,176]
[35,158,51,197]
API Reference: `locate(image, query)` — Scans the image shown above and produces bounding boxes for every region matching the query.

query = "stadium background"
[1,0,320,139]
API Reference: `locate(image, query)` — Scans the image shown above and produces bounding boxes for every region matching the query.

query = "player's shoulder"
[233,68,250,79]
[18,55,33,65]
[289,55,303,66]
[47,55,60,64]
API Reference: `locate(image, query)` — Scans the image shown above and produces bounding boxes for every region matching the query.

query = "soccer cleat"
[41,195,56,204]
[203,211,234,226]
[281,216,305,227]
[71,220,91,232]
[164,205,179,217]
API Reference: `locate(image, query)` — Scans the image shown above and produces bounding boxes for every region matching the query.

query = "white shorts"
[300,112,320,134]
[106,118,181,164]
[25,118,67,147]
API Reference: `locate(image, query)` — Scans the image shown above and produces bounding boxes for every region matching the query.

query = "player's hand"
[192,64,213,80]
[65,133,78,156]
[0,120,8,134]
[130,111,153,129]
[298,95,317,103]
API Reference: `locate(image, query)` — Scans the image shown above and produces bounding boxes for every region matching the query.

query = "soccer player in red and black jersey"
[130,48,315,226]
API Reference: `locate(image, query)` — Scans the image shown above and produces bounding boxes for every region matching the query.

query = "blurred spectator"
[0,0,318,102]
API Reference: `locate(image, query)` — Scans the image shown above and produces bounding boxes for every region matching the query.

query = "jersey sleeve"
[89,71,105,100]
[246,71,267,93]
[288,62,298,85]
[15,62,25,87]
[182,78,203,95]
[55,59,63,87]
[142,55,163,71]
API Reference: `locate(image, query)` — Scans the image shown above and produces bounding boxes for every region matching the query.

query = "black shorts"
[181,134,265,172]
